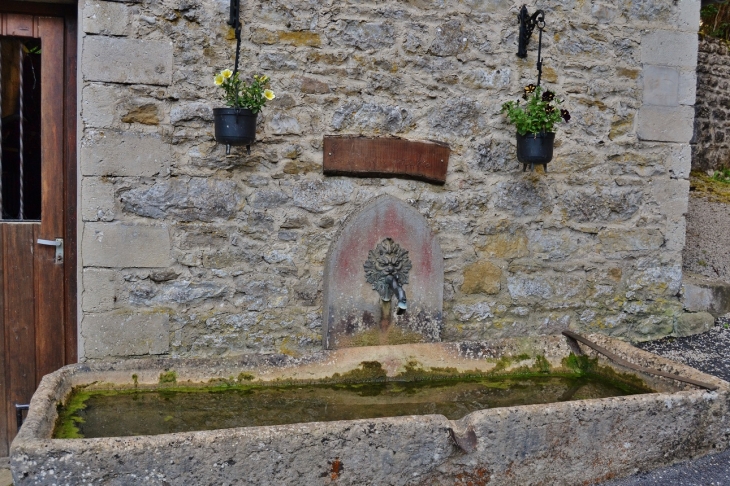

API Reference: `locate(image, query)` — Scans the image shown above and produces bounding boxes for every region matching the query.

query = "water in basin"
[55,370,652,439]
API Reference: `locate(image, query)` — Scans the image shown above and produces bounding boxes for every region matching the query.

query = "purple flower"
[542,90,555,102]
[561,109,571,122]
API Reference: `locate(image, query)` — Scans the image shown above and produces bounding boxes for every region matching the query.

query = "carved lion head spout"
[364,238,412,302]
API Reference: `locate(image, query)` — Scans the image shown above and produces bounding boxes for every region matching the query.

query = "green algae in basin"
[54,373,651,439]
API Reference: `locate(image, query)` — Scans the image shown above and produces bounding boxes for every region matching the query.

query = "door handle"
[37,238,64,264]
[16,403,29,432]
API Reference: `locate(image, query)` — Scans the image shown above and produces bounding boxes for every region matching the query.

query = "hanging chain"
[18,42,24,221]
[536,16,545,87]
[233,25,242,77]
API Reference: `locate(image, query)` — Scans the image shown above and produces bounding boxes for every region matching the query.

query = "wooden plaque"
[323,136,450,184]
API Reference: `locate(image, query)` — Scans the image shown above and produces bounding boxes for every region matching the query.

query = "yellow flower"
[221,69,233,79]
[259,75,269,83]
[264,89,275,100]
[214,74,224,86]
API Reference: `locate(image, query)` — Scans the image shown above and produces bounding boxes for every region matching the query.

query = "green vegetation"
[158,370,177,384]
[701,1,730,41]
[690,171,730,203]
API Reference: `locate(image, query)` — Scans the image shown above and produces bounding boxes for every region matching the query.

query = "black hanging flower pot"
[516,131,555,172]
[213,108,257,154]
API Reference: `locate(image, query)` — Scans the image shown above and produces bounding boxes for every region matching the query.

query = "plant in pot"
[501,84,570,172]
[213,71,275,155]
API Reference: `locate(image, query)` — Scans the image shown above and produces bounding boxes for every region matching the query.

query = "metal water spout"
[364,238,412,319]
[385,274,407,314]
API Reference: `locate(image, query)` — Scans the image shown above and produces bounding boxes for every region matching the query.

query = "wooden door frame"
[0,0,78,455]
[0,1,78,367]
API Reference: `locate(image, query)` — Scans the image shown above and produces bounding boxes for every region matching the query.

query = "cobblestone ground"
[604,315,730,486]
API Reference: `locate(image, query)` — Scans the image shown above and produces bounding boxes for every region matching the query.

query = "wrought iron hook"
[517,5,545,59]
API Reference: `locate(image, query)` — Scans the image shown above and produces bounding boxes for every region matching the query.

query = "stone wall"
[78,0,700,360]
[693,36,730,171]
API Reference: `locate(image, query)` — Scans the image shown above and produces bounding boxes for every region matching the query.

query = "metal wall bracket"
[16,403,29,432]
[517,5,545,59]
[37,237,63,264]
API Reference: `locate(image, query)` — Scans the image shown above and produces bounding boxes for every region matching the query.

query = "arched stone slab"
[323,195,443,349]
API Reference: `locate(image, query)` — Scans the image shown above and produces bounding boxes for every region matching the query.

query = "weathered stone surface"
[560,187,642,223]
[682,273,730,317]
[507,272,585,302]
[82,269,117,313]
[324,195,444,348]
[130,281,228,306]
[82,37,173,85]
[428,20,468,57]
[673,0,701,32]
[121,178,243,222]
[339,21,395,50]
[675,312,714,337]
[82,177,116,222]
[678,70,697,106]
[643,65,679,106]
[170,102,213,124]
[637,105,695,143]
[428,98,480,137]
[83,1,130,36]
[479,232,528,259]
[269,113,302,135]
[300,77,330,94]
[461,261,501,295]
[121,103,160,125]
[472,139,513,172]
[82,84,118,127]
[81,130,171,177]
[81,312,170,358]
[641,31,698,68]
[332,102,412,132]
[292,179,353,213]
[494,180,552,216]
[693,37,730,171]
[598,229,664,253]
[247,190,290,209]
[83,222,172,268]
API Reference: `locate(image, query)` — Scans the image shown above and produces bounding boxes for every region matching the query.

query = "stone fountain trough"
[9,334,730,485]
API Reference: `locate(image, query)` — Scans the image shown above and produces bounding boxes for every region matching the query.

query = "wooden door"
[0,5,77,457]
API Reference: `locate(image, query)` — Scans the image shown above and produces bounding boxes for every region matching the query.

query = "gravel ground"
[683,196,730,281]
[603,314,730,486]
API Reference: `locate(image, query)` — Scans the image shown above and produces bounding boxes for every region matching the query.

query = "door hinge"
[37,238,64,264]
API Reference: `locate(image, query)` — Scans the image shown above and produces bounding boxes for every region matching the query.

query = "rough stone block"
[83,222,172,268]
[82,177,116,222]
[674,0,701,32]
[83,2,130,36]
[683,274,730,317]
[642,65,678,106]
[663,217,686,252]
[81,84,118,127]
[669,144,692,179]
[678,70,697,106]
[82,312,170,359]
[479,232,528,259]
[675,312,714,338]
[641,31,698,68]
[80,130,171,177]
[82,37,173,85]
[637,105,694,142]
[461,261,502,295]
[82,268,117,312]
[652,178,690,218]
[598,229,664,253]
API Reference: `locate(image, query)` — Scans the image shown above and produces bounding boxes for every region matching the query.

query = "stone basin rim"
[9,334,730,486]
